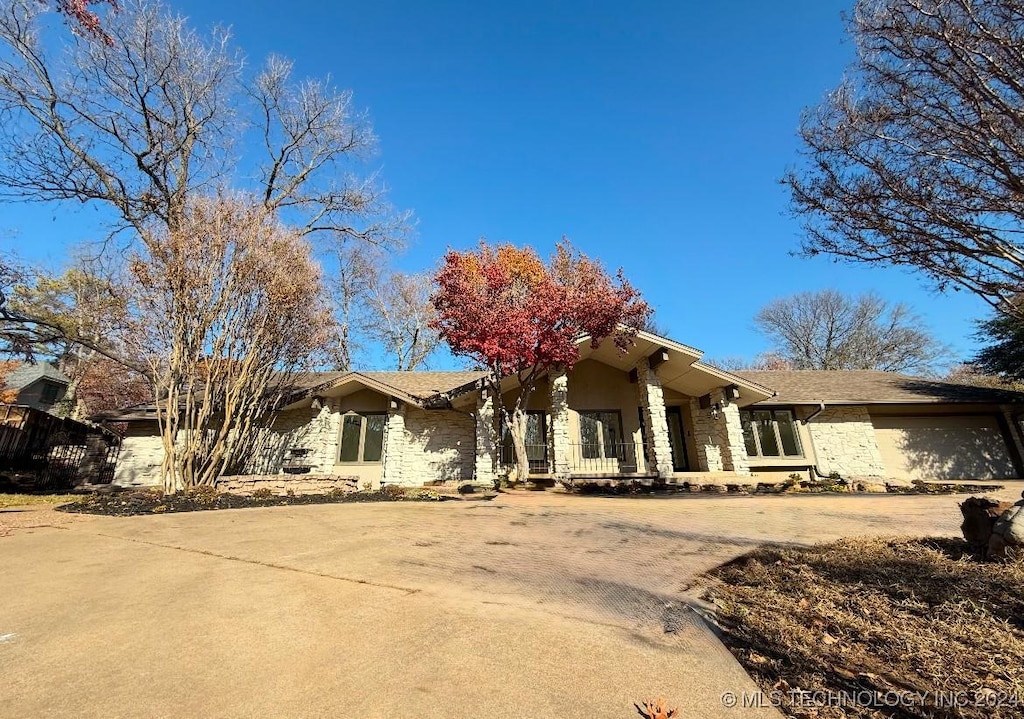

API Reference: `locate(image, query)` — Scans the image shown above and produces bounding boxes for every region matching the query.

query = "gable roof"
[734,370,1024,406]
[4,361,71,390]
[299,370,488,401]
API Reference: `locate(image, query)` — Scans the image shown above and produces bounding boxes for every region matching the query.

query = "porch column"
[718,398,751,475]
[382,400,406,486]
[689,389,750,476]
[636,357,674,479]
[548,369,571,480]
[474,388,497,486]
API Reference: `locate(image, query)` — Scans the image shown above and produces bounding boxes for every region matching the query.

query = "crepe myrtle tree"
[124,196,334,492]
[431,240,651,483]
[0,0,407,363]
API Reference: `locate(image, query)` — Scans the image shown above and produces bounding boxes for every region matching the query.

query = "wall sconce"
[710,402,723,420]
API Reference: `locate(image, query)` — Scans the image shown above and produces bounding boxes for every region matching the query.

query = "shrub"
[187,485,220,505]
[251,487,275,500]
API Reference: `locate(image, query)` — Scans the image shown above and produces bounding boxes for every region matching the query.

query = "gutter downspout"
[800,401,834,480]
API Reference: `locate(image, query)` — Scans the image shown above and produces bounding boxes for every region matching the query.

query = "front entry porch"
[470,337,775,485]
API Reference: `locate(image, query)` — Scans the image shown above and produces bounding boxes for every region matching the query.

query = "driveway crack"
[93,532,422,595]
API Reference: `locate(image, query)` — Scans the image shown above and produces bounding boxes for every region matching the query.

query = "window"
[338,413,386,463]
[579,411,623,459]
[500,411,548,471]
[39,381,62,406]
[740,409,802,458]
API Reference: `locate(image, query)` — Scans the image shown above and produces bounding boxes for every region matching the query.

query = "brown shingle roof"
[301,370,487,400]
[734,370,1024,406]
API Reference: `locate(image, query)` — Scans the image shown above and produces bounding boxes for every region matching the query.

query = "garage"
[872,414,1016,481]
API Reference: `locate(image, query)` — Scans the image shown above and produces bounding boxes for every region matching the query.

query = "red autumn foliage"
[431,240,650,376]
[431,239,650,482]
[47,0,118,45]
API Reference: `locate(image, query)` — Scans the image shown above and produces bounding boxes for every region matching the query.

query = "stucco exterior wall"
[806,405,886,478]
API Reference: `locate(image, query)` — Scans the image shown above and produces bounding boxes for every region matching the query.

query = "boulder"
[960,496,1015,551]
[992,502,1024,545]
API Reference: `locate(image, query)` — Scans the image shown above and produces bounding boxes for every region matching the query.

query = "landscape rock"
[960,497,1015,552]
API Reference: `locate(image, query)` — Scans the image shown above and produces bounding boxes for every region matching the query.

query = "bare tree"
[785,0,1024,318]
[754,290,945,373]
[705,352,795,372]
[124,196,333,492]
[0,0,403,239]
[366,271,440,370]
[326,241,379,370]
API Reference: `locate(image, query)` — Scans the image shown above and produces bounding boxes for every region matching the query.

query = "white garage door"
[872,415,1016,481]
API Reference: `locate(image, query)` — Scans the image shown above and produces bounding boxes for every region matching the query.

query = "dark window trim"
[338,411,387,464]
[740,408,803,458]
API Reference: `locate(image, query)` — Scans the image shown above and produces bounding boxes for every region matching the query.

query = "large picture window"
[579,411,624,459]
[339,413,386,463]
[500,411,548,471]
[740,409,802,458]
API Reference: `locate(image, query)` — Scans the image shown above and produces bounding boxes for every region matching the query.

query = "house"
[2,361,71,413]
[107,330,1024,489]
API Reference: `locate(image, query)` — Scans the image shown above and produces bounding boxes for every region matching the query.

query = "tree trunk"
[509,408,530,484]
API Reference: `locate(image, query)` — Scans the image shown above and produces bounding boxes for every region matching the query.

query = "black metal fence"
[569,441,641,474]
[498,441,646,475]
[0,405,120,491]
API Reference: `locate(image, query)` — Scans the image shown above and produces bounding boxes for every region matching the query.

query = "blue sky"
[1,0,995,368]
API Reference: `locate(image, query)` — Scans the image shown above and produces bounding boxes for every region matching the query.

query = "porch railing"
[569,441,641,474]
[497,444,550,473]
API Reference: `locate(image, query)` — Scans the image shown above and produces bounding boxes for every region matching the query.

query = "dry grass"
[702,537,1024,719]
[0,493,80,509]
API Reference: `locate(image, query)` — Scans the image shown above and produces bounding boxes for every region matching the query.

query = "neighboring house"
[106,330,1024,488]
[2,362,71,413]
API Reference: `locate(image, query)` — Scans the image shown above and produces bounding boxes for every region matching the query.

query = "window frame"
[337,411,387,464]
[38,381,62,405]
[740,408,803,459]
[578,410,625,459]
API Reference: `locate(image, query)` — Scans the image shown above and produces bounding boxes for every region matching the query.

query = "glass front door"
[666,406,689,472]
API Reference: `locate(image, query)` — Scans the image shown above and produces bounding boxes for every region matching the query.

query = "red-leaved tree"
[431,240,650,482]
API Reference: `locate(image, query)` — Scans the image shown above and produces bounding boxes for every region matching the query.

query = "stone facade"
[113,425,164,486]
[548,369,571,480]
[635,358,674,478]
[474,390,497,486]
[806,405,885,478]
[688,389,751,475]
[216,474,359,495]
[401,407,475,485]
[382,403,406,486]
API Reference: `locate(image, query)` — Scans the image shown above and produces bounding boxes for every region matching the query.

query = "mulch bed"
[56,487,451,516]
[701,537,1024,719]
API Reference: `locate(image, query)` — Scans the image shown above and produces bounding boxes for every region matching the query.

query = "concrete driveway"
[3,484,1021,719]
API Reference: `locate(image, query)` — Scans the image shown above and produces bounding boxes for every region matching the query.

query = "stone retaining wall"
[215,474,359,496]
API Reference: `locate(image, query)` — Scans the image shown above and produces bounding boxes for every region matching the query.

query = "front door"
[666,406,689,472]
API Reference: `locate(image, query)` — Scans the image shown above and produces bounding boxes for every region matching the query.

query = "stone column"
[381,401,406,486]
[474,389,497,486]
[689,397,724,472]
[717,399,751,476]
[548,369,571,480]
[636,357,674,479]
[688,388,751,476]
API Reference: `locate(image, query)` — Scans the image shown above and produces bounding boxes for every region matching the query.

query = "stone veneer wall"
[687,389,751,475]
[635,358,674,478]
[401,407,475,485]
[113,426,164,486]
[474,391,497,486]
[807,405,885,478]
[548,370,571,480]
[216,474,359,495]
